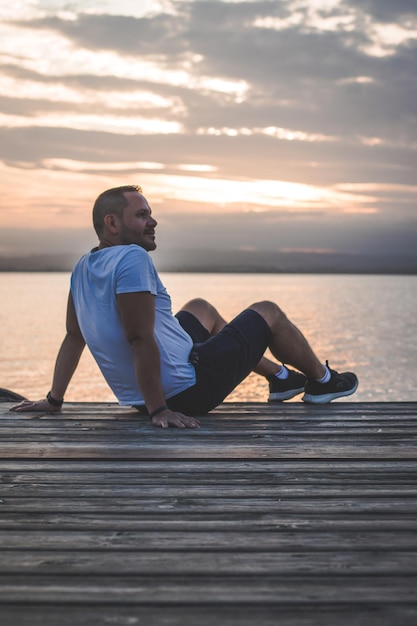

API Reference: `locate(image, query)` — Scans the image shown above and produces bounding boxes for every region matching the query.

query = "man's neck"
[97,238,115,249]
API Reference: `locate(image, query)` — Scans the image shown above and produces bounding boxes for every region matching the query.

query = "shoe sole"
[268,387,305,402]
[302,380,359,404]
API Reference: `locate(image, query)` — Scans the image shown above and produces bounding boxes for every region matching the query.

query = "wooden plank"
[2,401,417,420]
[1,549,417,575]
[1,512,416,531]
[2,496,417,515]
[0,528,416,549]
[2,483,417,497]
[1,440,415,459]
[2,470,417,486]
[1,574,417,603]
[0,605,416,626]
[1,459,417,471]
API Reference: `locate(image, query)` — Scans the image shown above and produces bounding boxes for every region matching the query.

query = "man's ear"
[103,214,119,233]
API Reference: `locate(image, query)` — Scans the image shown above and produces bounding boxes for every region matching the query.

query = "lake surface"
[1,272,416,403]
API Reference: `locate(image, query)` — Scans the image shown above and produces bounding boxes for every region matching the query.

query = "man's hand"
[10,398,62,413]
[151,408,200,429]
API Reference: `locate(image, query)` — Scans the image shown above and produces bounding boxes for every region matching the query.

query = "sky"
[0,0,416,267]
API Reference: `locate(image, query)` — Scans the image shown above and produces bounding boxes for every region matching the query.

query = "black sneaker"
[302,363,358,404]
[268,369,307,402]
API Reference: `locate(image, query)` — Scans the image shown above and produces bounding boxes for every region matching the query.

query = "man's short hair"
[92,185,143,236]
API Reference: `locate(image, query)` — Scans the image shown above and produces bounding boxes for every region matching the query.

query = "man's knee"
[180,298,224,334]
[249,301,287,329]
[181,298,213,316]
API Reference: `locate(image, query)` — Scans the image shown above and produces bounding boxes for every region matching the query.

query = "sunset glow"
[0,0,416,264]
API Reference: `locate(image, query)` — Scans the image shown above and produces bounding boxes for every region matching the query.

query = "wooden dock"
[0,401,416,625]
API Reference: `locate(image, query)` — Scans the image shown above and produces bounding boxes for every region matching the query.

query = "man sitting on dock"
[12,185,358,428]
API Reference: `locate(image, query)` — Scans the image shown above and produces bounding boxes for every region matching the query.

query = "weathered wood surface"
[0,401,416,625]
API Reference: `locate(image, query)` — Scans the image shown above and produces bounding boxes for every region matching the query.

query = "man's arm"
[11,292,86,412]
[117,291,199,429]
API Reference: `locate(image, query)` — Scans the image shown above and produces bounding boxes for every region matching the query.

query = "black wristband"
[149,405,169,418]
[46,391,63,407]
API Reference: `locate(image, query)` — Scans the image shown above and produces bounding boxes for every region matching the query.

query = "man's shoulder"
[76,245,150,265]
[72,245,150,279]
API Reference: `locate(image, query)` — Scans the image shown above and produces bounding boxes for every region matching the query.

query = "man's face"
[118,192,157,251]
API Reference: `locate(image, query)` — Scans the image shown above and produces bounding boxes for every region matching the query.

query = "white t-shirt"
[70,244,196,406]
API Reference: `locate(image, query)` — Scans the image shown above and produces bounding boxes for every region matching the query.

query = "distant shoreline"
[1,251,417,275]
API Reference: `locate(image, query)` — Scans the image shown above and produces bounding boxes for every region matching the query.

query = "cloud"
[12,11,187,57]
[5,2,415,145]
[0,0,416,264]
[344,0,417,23]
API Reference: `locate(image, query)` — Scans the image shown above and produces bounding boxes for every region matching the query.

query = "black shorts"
[166,309,272,415]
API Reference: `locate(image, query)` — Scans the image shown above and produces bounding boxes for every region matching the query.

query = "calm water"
[1,272,416,403]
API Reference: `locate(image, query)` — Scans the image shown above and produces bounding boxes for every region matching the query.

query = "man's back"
[71,244,195,406]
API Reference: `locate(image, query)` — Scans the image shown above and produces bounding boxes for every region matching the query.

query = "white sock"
[316,364,331,384]
[275,365,289,380]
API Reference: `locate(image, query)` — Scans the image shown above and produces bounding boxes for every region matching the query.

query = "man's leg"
[179,298,282,376]
[179,298,322,377]
[178,298,357,405]
[248,300,325,379]
[247,300,358,402]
